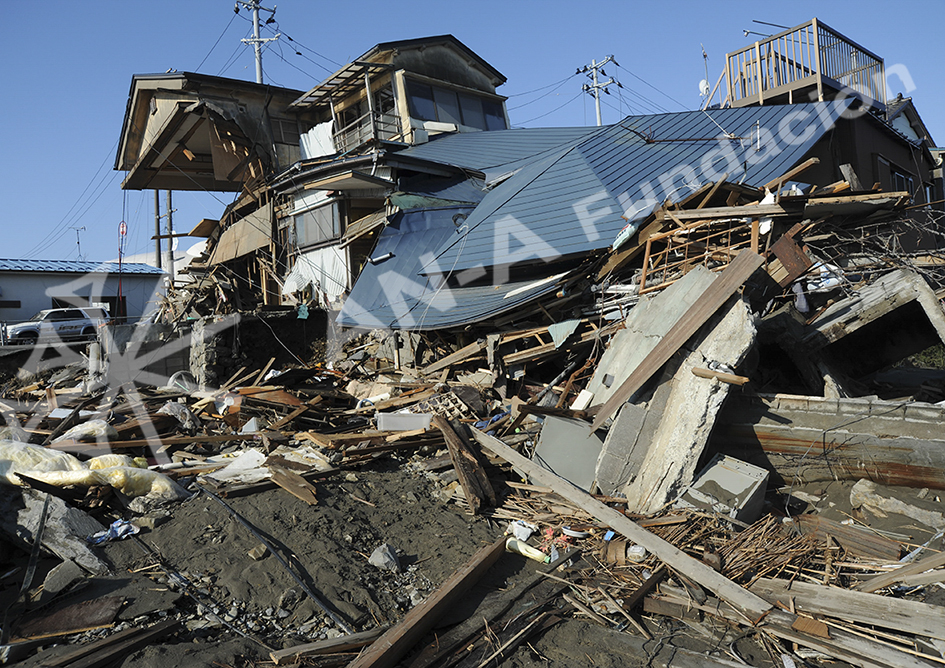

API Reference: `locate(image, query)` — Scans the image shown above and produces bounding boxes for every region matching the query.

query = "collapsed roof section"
[338,101,853,330]
[115,73,318,192]
[417,102,853,277]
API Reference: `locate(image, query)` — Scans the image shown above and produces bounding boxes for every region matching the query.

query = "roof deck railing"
[723,18,885,111]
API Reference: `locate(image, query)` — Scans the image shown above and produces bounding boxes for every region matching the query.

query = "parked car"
[3,307,109,344]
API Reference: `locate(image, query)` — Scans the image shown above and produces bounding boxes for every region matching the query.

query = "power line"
[515,90,584,126]
[23,142,122,259]
[507,73,578,98]
[615,63,688,110]
[507,74,579,111]
[195,11,238,72]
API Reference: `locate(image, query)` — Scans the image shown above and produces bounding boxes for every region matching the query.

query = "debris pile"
[2,174,945,668]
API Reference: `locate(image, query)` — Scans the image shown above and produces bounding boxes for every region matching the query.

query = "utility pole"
[154,191,162,269]
[165,191,175,282]
[235,1,280,84]
[579,55,619,126]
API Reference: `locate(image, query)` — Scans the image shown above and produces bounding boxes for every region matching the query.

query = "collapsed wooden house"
[4,17,945,668]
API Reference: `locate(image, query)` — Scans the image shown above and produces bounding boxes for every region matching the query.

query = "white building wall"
[0,271,164,325]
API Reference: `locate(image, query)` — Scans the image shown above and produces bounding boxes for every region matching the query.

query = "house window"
[294,202,340,248]
[892,169,914,195]
[0,300,20,309]
[405,80,507,131]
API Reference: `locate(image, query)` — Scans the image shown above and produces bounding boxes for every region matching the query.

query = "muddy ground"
[5,449,945,667]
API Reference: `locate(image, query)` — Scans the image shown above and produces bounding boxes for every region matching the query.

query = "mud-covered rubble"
[3,180,945,667]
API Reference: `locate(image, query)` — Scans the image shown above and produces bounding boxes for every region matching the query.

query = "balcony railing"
[724,18,885,110]
[332,110,404,154]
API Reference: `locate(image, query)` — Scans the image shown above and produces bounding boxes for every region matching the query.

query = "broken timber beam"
[763,156,820,192]
[668,203,800,222]
[433,416,496,514]
[589,250,764,431]
[347,536,506,668]
[690,367,749,385]
[270,626,388,665]
[750,577,945,641]
[421,341,485,376]
[855,550,945,594]
[471,428,772,622]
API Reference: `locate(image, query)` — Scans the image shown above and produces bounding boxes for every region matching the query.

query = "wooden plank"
[794,515,901,562]
[270,626,387,665]
[589,251,764,431]
[471,428,772,622]
[751,577,945,641]
[763,609,935,668]
[690,367,750,385]
[669,203,799,222]
[270,466,318,505]
[762,156,820,191]
[421,341,485,376]
[58,619,182,668]
[659,588,936,668]
[268,404,311,430]
[347,536,506,668]
[251,357,277,386]
[855,550,945,593]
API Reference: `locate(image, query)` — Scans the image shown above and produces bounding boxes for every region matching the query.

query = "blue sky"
[2,0,942,263]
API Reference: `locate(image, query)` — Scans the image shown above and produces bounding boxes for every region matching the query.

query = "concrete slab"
[584,266,718,409]
[621,298,756,514]
[532,416,605,492]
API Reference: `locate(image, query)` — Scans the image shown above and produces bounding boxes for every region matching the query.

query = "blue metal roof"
[336,206,560,330]
[391,175,488,210]
[0,259,166,275]
[397,127,601,177]
[418,101,852,274]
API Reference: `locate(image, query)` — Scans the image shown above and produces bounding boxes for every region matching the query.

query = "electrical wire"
[515,90,584,126]
[22,140,122,259]
[195,10,238,72]
[507,74,579,98]
[615,63,688,110]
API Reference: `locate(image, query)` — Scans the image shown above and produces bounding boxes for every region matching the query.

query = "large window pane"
[294,203,339,247]
[482,99,507,130]
[458,94,485,130]
[433,87,461,124]
[406,81,437,121]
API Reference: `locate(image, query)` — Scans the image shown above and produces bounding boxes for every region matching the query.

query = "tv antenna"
[71,226,86,261]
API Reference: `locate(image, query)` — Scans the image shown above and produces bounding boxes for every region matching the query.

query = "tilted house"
[113,23,942,333]
[269,35,511,308]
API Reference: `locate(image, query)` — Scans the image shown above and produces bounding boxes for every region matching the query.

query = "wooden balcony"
[332,109,405,154]
[724,18,885,111]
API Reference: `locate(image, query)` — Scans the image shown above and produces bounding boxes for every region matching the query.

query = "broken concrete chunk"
[0,487,107,574]
[34,559,85,605]
[621,297,756,515]
[369,543,400,572]
[249,544,269,560]
[850,479,945,531]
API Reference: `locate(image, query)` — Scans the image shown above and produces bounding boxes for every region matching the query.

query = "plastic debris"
[87,519,140,545]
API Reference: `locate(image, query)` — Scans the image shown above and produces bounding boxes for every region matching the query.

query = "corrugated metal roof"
[420,101,852,274]
[393,175,488,209]
[0,259,166,275]
[397,127,601,175]
[336,206,560,330]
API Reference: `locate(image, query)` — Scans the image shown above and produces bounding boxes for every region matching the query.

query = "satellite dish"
[699,79,710,97]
